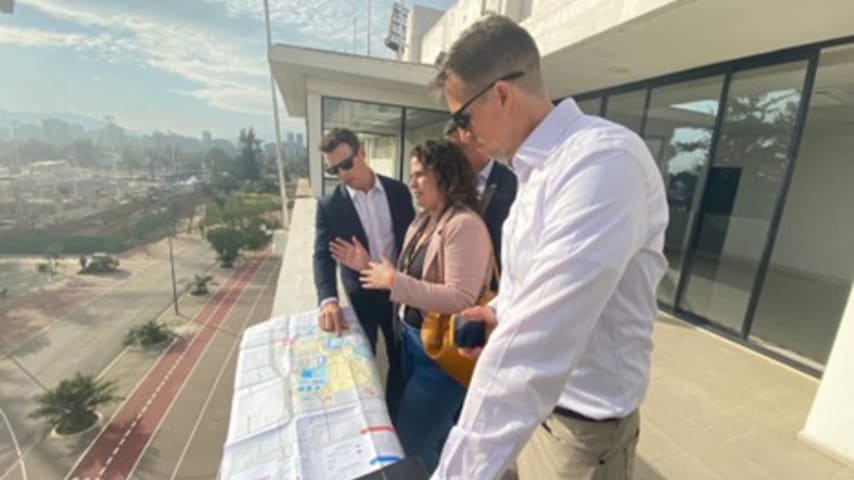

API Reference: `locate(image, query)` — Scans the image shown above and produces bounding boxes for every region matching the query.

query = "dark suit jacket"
[481,161,517,272]
[313,175,415,312]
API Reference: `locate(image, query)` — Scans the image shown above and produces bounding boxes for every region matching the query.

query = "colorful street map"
[220,308,404,479]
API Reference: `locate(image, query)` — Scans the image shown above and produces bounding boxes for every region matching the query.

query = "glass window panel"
[643,75,725,306]
[321,98,402,195]
[749,45,854,367]
[402,108,448,182]
[681,61,809,332]
[604,89,647,133]
[576,97,602,115]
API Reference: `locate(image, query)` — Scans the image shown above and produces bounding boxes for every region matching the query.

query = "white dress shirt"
[321,174,396,306]
[476,159,495,194]
[432,99,669,480]
[346,174,396,262]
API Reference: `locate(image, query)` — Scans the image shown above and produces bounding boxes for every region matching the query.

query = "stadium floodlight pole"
[366,0,372,56]
[263,0,291,228]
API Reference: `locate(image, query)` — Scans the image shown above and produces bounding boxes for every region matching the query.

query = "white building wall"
[520,0,679,56]
[416,0,681,64]
[402,5,444,63]
[307,92,323,199]
[802,286,854,466]
[420,0,488,64]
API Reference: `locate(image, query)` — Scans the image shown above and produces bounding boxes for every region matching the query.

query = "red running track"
[68,254,268,480]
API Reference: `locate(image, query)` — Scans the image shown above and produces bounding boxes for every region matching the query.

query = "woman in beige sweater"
[334,140,492,472]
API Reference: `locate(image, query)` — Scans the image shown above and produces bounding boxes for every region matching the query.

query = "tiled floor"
[274,199,854,479]
[636,313,854,480]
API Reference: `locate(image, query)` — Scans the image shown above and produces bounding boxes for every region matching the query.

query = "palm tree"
[30,373,120,435]
[190,274,213,295]
[124,320,175,347]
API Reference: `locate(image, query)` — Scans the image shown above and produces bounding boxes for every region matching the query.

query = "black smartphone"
[452,315,486,348]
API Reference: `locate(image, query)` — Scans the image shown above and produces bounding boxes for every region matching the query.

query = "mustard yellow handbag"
[420,260,499,387]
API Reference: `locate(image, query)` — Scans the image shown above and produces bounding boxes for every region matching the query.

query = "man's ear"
[459,128,475,144]
[494,81,512,110]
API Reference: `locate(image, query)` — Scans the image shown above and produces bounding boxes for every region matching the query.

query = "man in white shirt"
[313,128,415,418]
[429,16,669,480]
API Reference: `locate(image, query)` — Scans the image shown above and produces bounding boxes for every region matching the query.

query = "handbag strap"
[399,204,455,278]
[477,184,501,294]
[479,184,497,216]
[478,251,501,297]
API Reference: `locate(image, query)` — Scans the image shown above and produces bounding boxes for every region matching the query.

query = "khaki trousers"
[516,410,640,480]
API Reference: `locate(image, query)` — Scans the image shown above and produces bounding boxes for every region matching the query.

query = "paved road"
[67,254,275,480]
[0,236,215,478]
[132,255,279,480]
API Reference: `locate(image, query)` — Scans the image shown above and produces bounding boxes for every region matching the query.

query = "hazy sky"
[0,0,453,141]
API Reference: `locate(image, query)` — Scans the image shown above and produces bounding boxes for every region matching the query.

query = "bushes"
[201,193,279,266]
[124,320,175,347]
[206,226,244,267]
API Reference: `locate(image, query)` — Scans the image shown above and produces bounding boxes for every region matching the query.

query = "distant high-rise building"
[98,116,124,149]
[202,131,212,144]
[15,123,44,142]
[68,124,85,142]
[296,133,304,146]
[43,118,71,146]
[286,132,296,145]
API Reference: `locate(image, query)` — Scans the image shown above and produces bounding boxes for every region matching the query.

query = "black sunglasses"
[325,153,356,175]
[450,71,525,130]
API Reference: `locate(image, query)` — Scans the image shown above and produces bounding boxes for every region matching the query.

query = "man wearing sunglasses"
[313,128,415,418]
[430,15,668,480]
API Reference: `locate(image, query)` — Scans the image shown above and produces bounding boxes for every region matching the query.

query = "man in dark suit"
[313,128,415,417]
[445,121,517,275]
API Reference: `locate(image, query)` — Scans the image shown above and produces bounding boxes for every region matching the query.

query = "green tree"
[204,148,239,195]
[206,225,244,267]
[201,193,279,266]
[206,148,234,174]
[30,373,120,435]
[237,128,262,182]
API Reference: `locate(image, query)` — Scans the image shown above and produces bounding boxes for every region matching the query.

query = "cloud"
[182,83,270,115]
[5,0,452,134]
[205,0,400,54]
[0,25,135,63]
[16,0,271,115]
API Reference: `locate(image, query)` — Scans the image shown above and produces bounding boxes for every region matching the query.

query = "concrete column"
[801,283,854,467]
[307,92,323,199]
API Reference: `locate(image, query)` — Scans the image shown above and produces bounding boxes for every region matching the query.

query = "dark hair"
[431,15,542,96]
[411,140,479,211]
[320,128,359,154]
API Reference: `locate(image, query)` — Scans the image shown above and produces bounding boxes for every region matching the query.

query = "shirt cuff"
[432,425,512,480]
[319,297,338,307]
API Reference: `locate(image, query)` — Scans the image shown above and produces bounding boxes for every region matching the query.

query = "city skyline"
[0,111,306,150]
